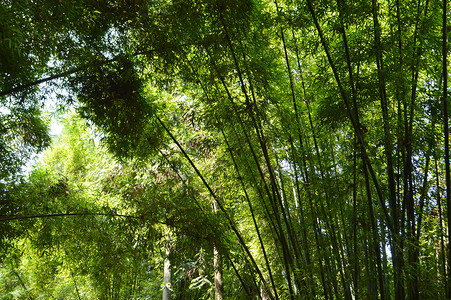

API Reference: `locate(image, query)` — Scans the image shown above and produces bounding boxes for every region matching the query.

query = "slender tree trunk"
[211,199,224,300]
[163,239,172,300]
[214,244,224,300]
[352,142,360,299]
[363,162,386,300]
[443,0,451,296]
[362,233,377,299]
[436,158,448,296]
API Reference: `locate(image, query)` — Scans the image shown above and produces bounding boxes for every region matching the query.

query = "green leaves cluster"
[2,0,451,298]
[72,56,163,159]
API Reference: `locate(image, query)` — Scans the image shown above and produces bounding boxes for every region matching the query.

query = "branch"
[0,45,193,98]
[0,58,115,98]
[0,212,135,222]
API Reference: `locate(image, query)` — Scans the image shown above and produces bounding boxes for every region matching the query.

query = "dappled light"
[0,0,450,299]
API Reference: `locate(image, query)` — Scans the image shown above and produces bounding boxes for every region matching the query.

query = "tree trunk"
[212,200,224,300]
[214,245,224,300]
[163,241,172,300]
[443,0,451,296]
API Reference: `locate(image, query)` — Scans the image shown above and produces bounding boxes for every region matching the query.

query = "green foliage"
[1,0,451,298]
[71,56,163,159]
[0,105,50,182]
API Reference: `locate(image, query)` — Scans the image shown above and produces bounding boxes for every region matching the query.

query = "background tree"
[1,0,450,299]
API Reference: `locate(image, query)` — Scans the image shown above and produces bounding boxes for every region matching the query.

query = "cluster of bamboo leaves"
[0,0,450,298]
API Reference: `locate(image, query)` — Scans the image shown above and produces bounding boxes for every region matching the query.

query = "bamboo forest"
[1,0,451,299]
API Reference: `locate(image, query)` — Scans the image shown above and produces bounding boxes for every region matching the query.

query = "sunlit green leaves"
[70,56,163,159]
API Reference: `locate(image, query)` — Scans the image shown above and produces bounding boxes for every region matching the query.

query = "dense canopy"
[0,0,450,299]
